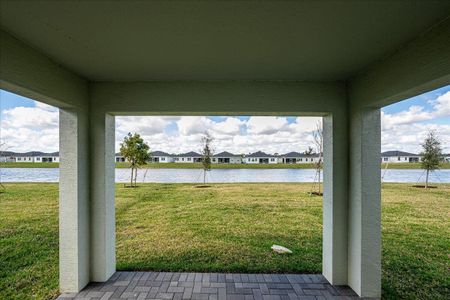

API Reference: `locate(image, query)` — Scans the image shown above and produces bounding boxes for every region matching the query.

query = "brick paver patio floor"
[57,271,360,299]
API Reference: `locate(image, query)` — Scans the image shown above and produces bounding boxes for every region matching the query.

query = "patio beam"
[90,81,345,115]
[349,16,450,108]
[0,29,88,108]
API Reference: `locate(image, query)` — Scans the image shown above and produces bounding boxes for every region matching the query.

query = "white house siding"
[212,157,242,164]
[35,156,60,163]
[381,156,421,163]
[15,156,35,162]
[0,156,15,162]
[296,157,319,164]
[244,157,279,164]
[244,157,259,164]
[154,156,174,163]
[174,157,201,163]
[115,155,126,162]
[269,157,280,164]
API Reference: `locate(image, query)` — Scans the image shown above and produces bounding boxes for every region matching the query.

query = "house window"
[182,158,185,161]
[398,157,401,161]
[383,157,388,162]
[37,158,41,161]
[187,158,191,161]
[405,157,407,161]
[161,157,165,161]
[270,158,274,161]
[18,158,21,161]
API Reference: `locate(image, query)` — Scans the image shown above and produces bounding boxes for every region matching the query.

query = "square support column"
[59,109,90,292]
[348,108,381,298]
[323,112,348,285]
[90,111,116,281]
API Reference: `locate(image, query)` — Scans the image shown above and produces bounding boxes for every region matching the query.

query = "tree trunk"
[130,166,134,187]
[318,169,321,195]
[134,168,138,187]
[425,169,429,189]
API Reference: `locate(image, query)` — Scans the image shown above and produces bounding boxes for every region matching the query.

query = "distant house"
[381,151,421,163]
[115,153,126,162]
[443,154,450,162]
[212,151,242,164]
[298,153,321,164]
[281,151,303,164]
[150,151,174,163]
[175,151,202,163]
[0,151,16,162]
[12,151,59,163]
[0,156,15,162]
[280,152,321,164]
[244,151,281,164]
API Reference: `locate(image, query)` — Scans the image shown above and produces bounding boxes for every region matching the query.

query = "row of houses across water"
[0,151,60,163]
[2,150,450,164]
[114,150,323,164]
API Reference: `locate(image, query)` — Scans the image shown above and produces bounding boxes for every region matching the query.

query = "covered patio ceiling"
[1,0,449,82]
[1,2,449,298]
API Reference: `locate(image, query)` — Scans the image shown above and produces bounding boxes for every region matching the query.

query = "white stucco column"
[322,112,348,285]
[59,108,90,292]
[90,111,116,281]
[348,108,381,298]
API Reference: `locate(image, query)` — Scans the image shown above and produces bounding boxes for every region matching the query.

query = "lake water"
[1,168,450,183]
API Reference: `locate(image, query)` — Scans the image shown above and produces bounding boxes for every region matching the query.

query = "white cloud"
[176,116,213,135]
[431,91,450,117]
[116,116,171,136]
[381,106,433,130]
[210,117,244,135]
[0,104,59,152]
[288,117,322,133]
[2,90,450,154]
[246,116,288,134]
[381,123,450,153]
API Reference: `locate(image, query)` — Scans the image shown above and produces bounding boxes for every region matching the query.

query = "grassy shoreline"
[1,161,450,169]
[1,183,449,299]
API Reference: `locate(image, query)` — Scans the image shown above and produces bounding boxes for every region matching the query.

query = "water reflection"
[1,168,449,183]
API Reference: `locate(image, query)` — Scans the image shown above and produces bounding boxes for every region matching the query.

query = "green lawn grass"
[381,162,450,169]
[0,162,59,168]
[0,183,449,299]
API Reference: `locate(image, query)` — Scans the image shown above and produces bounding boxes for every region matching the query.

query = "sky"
[1,86,449,154]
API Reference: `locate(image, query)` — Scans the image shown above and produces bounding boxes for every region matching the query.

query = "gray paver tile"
[168,287,184,293]
[57,272,358,300]
[182,287,193,299]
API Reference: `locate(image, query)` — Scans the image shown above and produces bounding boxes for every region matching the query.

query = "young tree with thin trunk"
[201,133,213,184]
[120,133,151,187]
[420,131,442,188]
[310,121,323,195]
[0,141,9,192]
